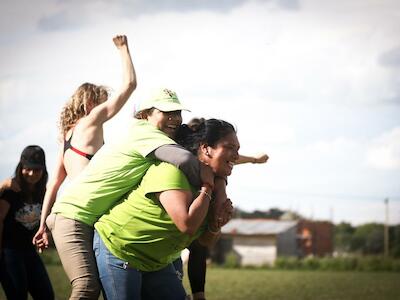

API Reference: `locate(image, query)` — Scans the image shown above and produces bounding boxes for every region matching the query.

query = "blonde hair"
[58,83,108,138]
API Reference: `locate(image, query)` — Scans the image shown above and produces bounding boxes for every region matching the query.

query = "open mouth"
[164,124,179,137]
[166,121,181,130]
[167,124,177,130]
[227,161,235,171]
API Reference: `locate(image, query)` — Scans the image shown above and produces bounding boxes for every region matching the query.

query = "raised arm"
[32,146,67,251]
[89,35,137,124]
[235,153,269,165]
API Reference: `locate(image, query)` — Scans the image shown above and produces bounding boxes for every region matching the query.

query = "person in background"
[93,118,237,300]
[0,145,54,300]
[185,117,269,300]
[32,34,136,299]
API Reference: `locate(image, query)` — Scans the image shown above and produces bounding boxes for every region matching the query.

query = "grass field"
[2,263,400,300]
[200,268,400,300]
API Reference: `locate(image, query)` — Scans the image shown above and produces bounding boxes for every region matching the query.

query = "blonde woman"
[32,34,136,299]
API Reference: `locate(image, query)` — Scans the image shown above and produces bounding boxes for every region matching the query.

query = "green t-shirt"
[52,119,175,226]
[94,162,206,272]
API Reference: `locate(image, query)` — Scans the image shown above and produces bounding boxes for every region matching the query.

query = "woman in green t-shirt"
[94,118,238,300]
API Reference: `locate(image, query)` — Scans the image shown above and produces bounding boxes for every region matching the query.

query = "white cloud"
[366,127,400,170]
[1,0,400,225]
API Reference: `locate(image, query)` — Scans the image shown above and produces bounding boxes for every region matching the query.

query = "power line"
[261,189,400,202]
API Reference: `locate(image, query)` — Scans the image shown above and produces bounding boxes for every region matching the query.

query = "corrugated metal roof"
[221,219,297,235]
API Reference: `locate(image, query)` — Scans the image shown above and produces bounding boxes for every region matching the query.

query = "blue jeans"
[172,257,183,281]
[0,247,54,300]
[93,231,187,300]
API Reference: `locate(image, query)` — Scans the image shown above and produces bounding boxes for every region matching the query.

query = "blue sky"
[0,0,399,225]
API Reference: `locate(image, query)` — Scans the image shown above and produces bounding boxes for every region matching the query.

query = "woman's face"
[22,167,43,185]
[204,132,240,177]
[148,109,182,139]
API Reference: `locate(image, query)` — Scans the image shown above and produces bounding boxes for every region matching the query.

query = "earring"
[206,151,210,157]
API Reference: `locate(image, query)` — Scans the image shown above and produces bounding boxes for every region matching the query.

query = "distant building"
[212,219,333,266]
[297,219,334,257]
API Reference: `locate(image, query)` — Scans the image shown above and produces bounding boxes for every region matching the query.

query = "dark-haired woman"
[184,118,269,300]
[93,119,237,300]
[0,145,54,300]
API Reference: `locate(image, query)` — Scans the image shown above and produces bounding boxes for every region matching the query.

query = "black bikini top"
[63,132,95,160]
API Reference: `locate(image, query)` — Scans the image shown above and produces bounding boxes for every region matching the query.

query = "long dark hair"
[176,118,236,154]
[14,155,48,204]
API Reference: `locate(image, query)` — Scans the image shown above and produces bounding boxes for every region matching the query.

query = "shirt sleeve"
[151,144,201,188]
[141,162,192,197]
[0,190,14,204]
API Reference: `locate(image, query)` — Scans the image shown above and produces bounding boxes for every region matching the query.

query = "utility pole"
[384,198,389,257]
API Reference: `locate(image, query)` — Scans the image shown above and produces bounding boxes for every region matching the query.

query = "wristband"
[199,189,212,202]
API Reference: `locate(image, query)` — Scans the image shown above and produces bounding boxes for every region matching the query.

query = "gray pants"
[47,213,100,300]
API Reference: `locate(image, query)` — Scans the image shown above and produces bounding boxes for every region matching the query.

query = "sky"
[0,0,399,225]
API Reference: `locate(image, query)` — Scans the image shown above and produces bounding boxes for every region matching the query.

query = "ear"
[200,143,211,157]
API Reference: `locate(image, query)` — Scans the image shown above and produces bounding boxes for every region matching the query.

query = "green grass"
[194,268,400,300]
[1,250,400,300]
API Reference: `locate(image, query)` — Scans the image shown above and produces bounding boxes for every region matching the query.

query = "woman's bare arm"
[88,35,137,124]
[235,153,269,165]
[32,146,67,251]
[158,184,213,236]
